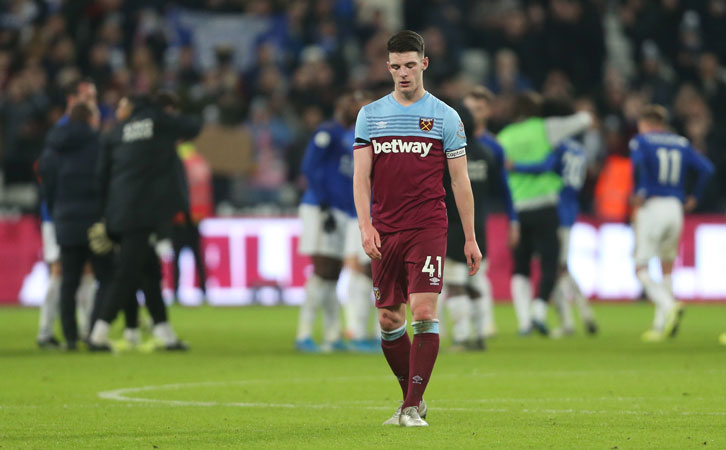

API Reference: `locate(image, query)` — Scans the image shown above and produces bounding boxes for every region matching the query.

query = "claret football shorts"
[371,227,447,308]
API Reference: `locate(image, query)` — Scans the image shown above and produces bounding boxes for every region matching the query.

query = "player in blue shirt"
[511,137,598,336]
[296,93,367,353]
[629,105,714,342]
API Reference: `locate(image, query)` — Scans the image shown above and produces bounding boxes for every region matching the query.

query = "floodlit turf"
[1,303,725,449]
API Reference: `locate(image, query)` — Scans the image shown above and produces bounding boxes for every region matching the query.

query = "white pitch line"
[97,380,726,417]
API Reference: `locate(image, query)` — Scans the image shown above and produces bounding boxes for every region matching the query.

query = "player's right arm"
[352,107,381,260]
[544,111,592,147]
[353,145,381,260]
[629,136,647,217]
[301,127,330,205]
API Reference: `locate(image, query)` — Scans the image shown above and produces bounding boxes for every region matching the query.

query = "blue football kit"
[300,121,356,217]
[513,138,586,227]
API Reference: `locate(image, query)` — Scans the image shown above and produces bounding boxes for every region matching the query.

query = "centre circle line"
[97,379,726,417]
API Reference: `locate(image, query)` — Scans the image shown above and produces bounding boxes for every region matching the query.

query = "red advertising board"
[3,214,726,305]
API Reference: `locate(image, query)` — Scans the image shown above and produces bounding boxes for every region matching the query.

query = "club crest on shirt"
[419,117,434,132]
[373,287,382,303]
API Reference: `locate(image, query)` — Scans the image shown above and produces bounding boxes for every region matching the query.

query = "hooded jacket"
[38,121,102,246]
[98,102,202,235]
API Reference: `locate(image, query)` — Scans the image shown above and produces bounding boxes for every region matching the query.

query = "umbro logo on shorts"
[371,139,433,157]
[412,375,424,384]
[429,277,440,286]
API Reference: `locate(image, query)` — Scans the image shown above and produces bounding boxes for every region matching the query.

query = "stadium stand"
[0,0,724,215]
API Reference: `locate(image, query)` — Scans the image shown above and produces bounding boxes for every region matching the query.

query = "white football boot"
[382,399,427,426]
[399,406,428,427]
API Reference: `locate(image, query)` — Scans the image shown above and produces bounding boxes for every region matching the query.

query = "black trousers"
[59,245,114,343]
[513,205,560,303]
[99,230,168,326]
[172,219,207,296]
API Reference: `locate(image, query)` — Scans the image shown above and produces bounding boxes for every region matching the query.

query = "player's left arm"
[490,140,520,247]
[37,147,59,213]
[96,133,113,218]
[448,156,481,274]
[684,146,715,211]
[445,108,481,275]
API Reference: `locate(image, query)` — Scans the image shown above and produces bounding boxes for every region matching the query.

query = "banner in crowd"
[4,215,726,306]
[165,8,272,72]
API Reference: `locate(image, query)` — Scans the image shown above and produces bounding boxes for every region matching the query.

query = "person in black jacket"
[441,99,519,351]
[88,93,202,351]
[38,102,114,349]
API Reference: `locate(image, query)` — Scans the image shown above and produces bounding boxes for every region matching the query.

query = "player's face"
[77,83,97,104]
[115,97,132,121]
[387,52,428,95]
[68,82,97,111]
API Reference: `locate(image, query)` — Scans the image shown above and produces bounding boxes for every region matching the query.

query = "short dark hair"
[153,90,180,111]
[69,102,92,124]
[639,104,669,125]
[465,86,495,103]
[513,92,543,120]
[387,30,425,56]
[541,98,575,118]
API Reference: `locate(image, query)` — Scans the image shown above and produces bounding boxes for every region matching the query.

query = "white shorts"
[558,227,571,266]
[344,217,369,264]
[444,258,488,294]
[41,221,60,263]
[298,204,349,258]
[633,197,683,266]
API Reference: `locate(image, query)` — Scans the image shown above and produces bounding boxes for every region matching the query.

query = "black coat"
[98,104,202,235]
[38,122,102,246]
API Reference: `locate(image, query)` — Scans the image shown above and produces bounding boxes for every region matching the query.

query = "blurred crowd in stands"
[1,0,725,219]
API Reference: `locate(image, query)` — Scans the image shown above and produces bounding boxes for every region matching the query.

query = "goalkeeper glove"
[88,222,113,255]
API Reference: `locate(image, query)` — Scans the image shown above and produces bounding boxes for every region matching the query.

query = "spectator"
[487,48,532,95]
[0,0,723,216]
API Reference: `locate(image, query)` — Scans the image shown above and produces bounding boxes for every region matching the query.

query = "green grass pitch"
[1,302,725,449]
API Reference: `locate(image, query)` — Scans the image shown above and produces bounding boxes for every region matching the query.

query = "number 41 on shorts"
[422,255,442,278]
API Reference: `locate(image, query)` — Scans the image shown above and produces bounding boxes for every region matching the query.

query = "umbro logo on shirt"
[372,139,433,157]
[375,121,387,129]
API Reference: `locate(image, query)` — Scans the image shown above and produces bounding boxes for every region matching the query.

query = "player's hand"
[464,240,482,275]
[684,196,698,213]
[360,223,382,260]
[505,159,515,171]
[508,222,520,248]
[631,194,645,208]
[88,101,101,130]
